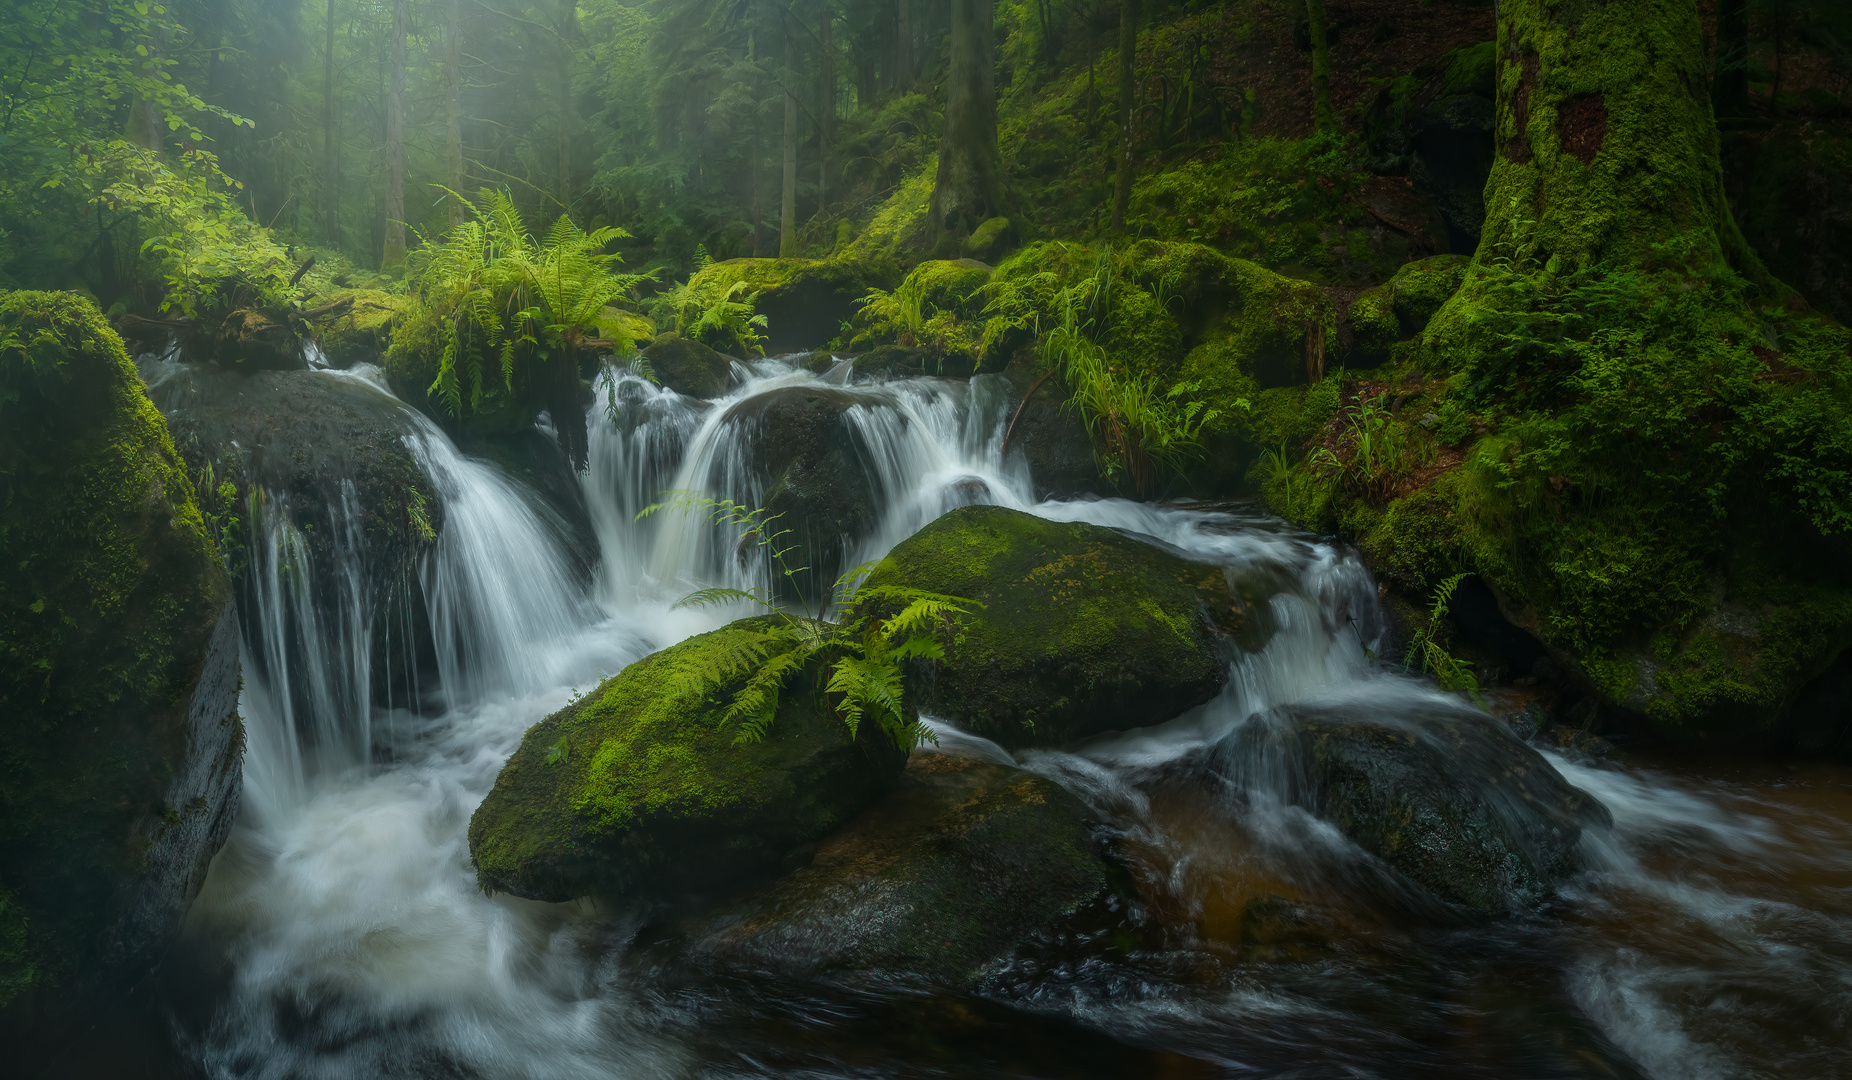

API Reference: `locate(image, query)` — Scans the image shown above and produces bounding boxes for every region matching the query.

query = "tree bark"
[1110,0,1138,232]
[1439,0,1787,316]
[324,0,339,245]
[1305,0,1335,132]
[780,21,799,257]
[1713,0,1748,117]
[896,0,913,90]
[446,0,465,226]
[819,7,833,212]
[927,0,1006,253]
[381,0,408,268]
[558,0,575,210]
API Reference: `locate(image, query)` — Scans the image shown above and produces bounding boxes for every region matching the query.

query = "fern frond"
[723,648,807,743]
[826,654,906,740]
[671,586,767,611]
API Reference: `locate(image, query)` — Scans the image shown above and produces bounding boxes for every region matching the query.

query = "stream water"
[144,357,1849,1079]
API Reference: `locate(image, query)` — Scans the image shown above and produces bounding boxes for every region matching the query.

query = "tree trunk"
[446,0,465,226]
[927,0,1006,253]
[896,0,913,90]
[125,24,167,152]
[558,0,575,210]
[324,0,339,245]
[382,0,408,268]
[1305,0,1335,132]
[781,22,799,257]
[1110,0,1138,232]
[1713,0,1748,117]
[819,8,833,212]
[1438,0,1786,320]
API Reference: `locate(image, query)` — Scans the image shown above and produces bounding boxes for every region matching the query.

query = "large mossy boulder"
[641,333,736,398]
[0,292,243,1049]
[1206,702,1609,915]
[686,258,887,353]
[857,506,1275,747]
[469,616,908,903]
[311,288,405,366]
[688,752,1112,985]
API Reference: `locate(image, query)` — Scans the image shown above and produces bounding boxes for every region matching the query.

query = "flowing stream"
[160,358,1851,1079]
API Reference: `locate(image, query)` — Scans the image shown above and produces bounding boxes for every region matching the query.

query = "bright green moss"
[1349,284,1400,357]
[313,288,405,365]
[1386,255,1469,334]
[467,616,906,902]
[0,290,229,1010]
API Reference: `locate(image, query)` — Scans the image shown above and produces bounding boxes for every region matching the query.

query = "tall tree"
[558,0,576,209]
[927,0,1006,253]
[382,0,408,267]
[1305,0,1335,132]
[818,3,834,212]
[1110,0,1138,232]
[896,0,913,89]
[780,16,799,256]
[446,0,465,226]
[324,0,339,244]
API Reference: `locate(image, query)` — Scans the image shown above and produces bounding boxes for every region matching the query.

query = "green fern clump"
[649,275,767,358]
[397,189,650,468]
[639,494,977,750]
[1403,573,1485,706]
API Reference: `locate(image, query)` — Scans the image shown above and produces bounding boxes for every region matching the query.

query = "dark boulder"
[641,333,737,399]
[685,752,1112,986]
[1204,700,1610,915]
[0,292,242,1057]
[469,616,908,903]
[999,361,1108,500]
[856,505,1276,747]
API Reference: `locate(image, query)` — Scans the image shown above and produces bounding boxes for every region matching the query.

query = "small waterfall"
[232,367,597,817]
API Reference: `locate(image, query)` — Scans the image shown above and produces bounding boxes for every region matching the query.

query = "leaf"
[544,738,569,765]
[671,586,766,611]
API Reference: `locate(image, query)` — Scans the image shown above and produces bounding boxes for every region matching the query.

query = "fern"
[640,494,980,748]
[1403,573,1486,706]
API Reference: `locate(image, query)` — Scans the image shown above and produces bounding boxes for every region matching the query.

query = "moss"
[685,256,885,352]
[1360,483,1467,596]
[857,505,1274,746]
[1385,254,1469,334]
[846,157,938,269]
[961,216,1013,263]
[1349,284,1400,358]
[0,290,228,1010]
[312,288,405,366]
[467,616,906,902]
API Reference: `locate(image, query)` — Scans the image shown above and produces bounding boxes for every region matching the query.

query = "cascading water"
[164,356,1852,1080]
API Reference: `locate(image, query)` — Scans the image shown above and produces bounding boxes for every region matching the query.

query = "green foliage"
[651,277,766,357]
[637,494,977,749]
[1403,573,1485,705]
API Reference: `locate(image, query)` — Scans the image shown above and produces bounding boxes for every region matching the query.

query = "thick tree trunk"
[927,0,1006,253]
[781,24,799,257]
[819,9,833,211]
[323,0,339,245]
[1433,0,1788,328]
[446,0,465,226]
[1305,0,1335,132]
[1110,0,1138,232]
[382,0,408,268]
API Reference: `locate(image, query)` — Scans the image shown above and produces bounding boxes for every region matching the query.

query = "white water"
[180,357,1852,1079]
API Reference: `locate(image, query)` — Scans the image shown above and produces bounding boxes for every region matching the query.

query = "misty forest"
[4,0,1852,1076]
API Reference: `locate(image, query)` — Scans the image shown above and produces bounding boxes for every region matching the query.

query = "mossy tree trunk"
[323,0,338,245]
[1110,0,1139,232]
[1305,0,1334,132]
[927,0,1007,254]
[1459,0,1781,296]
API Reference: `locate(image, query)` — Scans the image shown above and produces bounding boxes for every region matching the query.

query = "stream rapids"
[135,354,1852,1080]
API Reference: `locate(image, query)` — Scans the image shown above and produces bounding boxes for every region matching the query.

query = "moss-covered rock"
[1384,254,1468,335]
[1348,284,1401,359]
[468,616,907,902]
[998,361,1108,500]
[0,291,241,1049]
[641,333,736,398]
[1208,701,1608,916]
[961,216,1013,263]
[312,288,404,366]
[688,752,1111,985]
[686,257,888,353]
[1174,254,1336,406]
[857,505,1274,747]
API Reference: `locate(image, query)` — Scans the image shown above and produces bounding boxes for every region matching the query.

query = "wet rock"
[1000,360,1108,500]
[686,752,1111,985]
[853,343,977,380]
[641,333,736,399]
[0,292,242,1056]
[469,616,908,902]
[1208,702,1609,915]
[684,258,886,353]
[727,385,880,599]
[857,505,1276,748]
[1409,95,1496,254]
